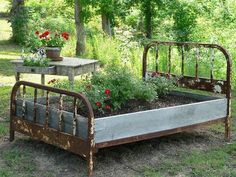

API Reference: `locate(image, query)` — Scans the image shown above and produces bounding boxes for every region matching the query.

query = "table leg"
[41,74,45,96]
[15,72,20,95]
[68,74,74,91]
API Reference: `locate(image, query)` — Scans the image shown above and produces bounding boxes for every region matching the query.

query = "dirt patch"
[0,129,234,177]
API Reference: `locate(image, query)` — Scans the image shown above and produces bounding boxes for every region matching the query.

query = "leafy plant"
[50,67,177,113]
[146,72,176,97]
[21,49,49,67]
[35,31,69,47]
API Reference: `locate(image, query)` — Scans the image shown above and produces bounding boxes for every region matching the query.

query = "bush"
[51,67,177,114]
[146,72,176,97]
[85,66,157,111]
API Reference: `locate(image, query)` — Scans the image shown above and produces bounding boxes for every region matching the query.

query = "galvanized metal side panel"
[94,99,227,143]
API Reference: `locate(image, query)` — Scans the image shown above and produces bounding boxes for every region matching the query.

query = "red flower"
[105,89,111,95]
[105,105,111,110]
[39,31,50,38]
[35,31,40,35]
[61,32,69,40]
[44,31,50,36]
[96,102,102,108]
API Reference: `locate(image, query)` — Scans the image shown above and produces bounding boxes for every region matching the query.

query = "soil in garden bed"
[46,94,200,118]
[93,95,199,118]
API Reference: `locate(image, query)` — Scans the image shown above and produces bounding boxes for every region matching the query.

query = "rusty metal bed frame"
[10,41,232,176]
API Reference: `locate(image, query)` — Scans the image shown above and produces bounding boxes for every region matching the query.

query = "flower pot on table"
[45,47,63,61]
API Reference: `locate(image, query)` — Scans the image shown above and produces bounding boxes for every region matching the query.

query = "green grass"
[0,148,37,177]
[143,142,236,177]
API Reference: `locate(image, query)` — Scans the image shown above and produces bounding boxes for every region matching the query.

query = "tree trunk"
[101,13,112,36]
[74,0,85,56]
[142,0,152,39]
[11,0,25,15]
[11,0,25,43]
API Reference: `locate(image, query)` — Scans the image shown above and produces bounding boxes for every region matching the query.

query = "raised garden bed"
[14,91,227,144]
[10,41,232,177]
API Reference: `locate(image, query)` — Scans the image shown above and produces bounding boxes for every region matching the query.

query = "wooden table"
[11,57,99,89]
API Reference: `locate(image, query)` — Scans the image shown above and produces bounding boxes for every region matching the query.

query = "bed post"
[86,97,95,177]
[10,81,20,142]
[225,48,232,142]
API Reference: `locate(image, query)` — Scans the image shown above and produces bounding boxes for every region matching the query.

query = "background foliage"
[7,0,236,86]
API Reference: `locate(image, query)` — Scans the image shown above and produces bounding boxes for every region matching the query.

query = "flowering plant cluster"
[50,67,176,114]
[147,72,176,97]
[81,67,157,112]
[95,89,112,111]
[35,30,69,48]
[21,48,49,67]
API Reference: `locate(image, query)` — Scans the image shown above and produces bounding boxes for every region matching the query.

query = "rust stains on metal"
[10,81,95,176]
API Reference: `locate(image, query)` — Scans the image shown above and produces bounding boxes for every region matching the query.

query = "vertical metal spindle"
[195,48,199,80]
[168,46,171,74]
[22,85,26,118]
[210,48,215,82]
[155,45,159,72]
[58,94,63,131]
[181,46,185,76]
[45,91,50,128]
[33,88,37,122]
[73,98,77,136]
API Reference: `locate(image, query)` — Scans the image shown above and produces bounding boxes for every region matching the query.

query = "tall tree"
[74,0,86,55]
[10,0,27,44]
[141,0,153,38]
[99,0,113,36]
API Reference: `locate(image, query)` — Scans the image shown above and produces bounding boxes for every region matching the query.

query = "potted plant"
[18,48,55,74]
[35,30,69,61]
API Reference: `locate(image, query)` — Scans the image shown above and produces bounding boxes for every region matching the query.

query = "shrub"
[50,67,176,114]
[146,72,176,97]
[85,66,157,111]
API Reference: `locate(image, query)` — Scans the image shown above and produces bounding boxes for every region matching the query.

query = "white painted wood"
[94,98,227,143]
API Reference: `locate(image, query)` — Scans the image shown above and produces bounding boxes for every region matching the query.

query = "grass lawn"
[0,11,236,177]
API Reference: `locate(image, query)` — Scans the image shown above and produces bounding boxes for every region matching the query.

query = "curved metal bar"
[143,41,232,141]
[9,80,95,148]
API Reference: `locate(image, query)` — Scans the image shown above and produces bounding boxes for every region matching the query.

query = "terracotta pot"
[45,47,63,61]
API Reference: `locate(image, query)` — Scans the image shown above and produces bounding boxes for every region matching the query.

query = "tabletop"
[11,57,98,67]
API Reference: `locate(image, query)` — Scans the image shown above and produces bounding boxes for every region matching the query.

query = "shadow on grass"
[0,40,21,55]
[0,59,14,76]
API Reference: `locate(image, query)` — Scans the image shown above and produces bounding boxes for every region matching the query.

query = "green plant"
[36,31,69,47]
[10,6,30,45]
[146,72,176,97]
[21,49,49,67]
